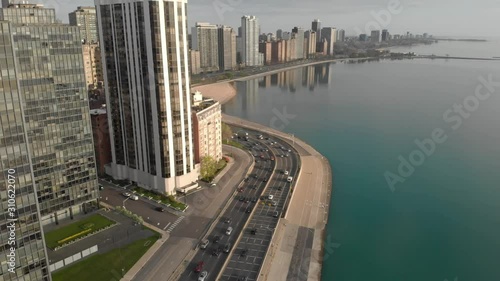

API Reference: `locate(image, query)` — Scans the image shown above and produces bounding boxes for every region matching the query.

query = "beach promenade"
[223,114,332,281]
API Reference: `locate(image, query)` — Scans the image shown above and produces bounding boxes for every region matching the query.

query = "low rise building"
[192,91,222,164]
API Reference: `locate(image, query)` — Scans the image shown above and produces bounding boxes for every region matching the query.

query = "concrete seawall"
[223,114,333,281]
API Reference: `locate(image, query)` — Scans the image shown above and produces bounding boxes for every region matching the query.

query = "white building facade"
[96,0,199,195]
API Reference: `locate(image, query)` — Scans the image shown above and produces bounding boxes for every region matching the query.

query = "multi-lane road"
[179,127,299,281]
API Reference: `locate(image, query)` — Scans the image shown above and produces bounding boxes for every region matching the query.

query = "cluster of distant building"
[190,18,346,74]
[358,29,432,42]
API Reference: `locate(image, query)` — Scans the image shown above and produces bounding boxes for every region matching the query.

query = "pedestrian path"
[166,216,185,233]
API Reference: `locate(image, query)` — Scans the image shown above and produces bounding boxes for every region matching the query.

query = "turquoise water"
[223,58,500,281]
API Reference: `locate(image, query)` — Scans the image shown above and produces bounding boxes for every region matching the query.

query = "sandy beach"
[192,81,237,104]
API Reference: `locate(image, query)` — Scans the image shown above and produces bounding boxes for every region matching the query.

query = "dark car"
[239,196,245,202]
[245,207,252,213]
[212,248,221,256]
[250,228,257,235]
[213,236,221,243]
[263,178,268,182]
[251,197,258,203]
[223,243,231,253]
[155,207,165,212]
[194,261,204,272]
[224,218,231,224]
[244,198,250,203]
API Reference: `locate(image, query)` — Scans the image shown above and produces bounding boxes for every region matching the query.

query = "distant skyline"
[45,0,499,37]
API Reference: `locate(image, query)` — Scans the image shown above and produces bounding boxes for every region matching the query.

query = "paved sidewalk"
[223,115,333,281]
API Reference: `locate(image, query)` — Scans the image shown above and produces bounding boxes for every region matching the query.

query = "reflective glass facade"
[0,20,50,281]
[0,5,99,222]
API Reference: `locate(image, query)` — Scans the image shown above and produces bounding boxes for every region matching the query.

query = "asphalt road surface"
[220,132,299,281]
[180,127,299,281]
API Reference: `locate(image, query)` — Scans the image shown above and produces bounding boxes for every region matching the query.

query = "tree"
[221,122,233,141]
[200,155,217,181]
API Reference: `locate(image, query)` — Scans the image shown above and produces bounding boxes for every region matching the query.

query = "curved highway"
[178,126,299,281]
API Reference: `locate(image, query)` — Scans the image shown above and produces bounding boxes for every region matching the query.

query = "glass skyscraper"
[0,5,99,280]
[0,4,99,225]
[96,0,198,195]
[0,20,50,281]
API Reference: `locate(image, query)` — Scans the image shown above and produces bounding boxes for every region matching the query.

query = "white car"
[287,176,293,183]
[268,194,274,200]
[130,195,139,201]
[198,271,208,281]
[284,171,289,175]
[122,192,131,197]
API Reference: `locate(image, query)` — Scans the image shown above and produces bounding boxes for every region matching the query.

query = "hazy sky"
[47,0,500,37]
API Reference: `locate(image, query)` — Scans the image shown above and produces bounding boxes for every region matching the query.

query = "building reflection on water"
[257,63,331,92]
[228,63,332,116]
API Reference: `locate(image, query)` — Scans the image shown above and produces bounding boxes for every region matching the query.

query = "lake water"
[222,43,500,281]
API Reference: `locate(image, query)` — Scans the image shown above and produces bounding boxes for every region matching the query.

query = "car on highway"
[245,206,252,213]
[224,218,232,224]
[198,270,208,281]
[200,239,209,249]
[194,261,204,272]
[270,156,275,161]
[263,178,268,182]
[287,176,293,182]
[250,228,257,235]
[226,227,233,235]
[155,207,165,212]
[212,248,222,256]
[213,236,221,243]
[284,170,289,175]
[273,211,280,218]
[251,197,258,203]
[223,243,231,253]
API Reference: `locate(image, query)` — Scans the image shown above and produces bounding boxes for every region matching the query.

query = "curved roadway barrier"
[222,114,333,281]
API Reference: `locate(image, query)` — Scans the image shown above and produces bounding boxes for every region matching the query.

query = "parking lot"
[99,181,179,231]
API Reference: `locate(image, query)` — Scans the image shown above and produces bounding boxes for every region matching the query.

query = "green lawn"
[44,214,115,249]
[223,139,246,150]
[52,235,159,281]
